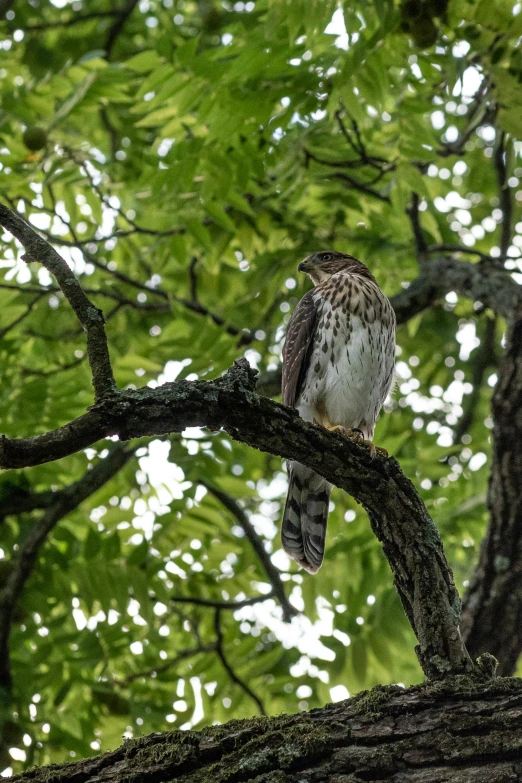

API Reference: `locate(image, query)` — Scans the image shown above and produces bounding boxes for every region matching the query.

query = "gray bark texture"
[461,306,522,674]
[11,677,522,783]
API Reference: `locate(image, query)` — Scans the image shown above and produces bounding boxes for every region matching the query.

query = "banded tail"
[281,464,332,574]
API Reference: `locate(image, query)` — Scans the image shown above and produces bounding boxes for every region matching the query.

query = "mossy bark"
[12,677,522,783]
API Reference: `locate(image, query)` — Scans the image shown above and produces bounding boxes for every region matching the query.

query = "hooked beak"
[298,257,313,273]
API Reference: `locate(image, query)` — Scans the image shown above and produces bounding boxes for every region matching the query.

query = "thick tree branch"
[0,360,473,678]
[201,481,297,622]
[0,205,116,399]
[10,677,522,783]
[392,255,522,326]
[0,444,135,692]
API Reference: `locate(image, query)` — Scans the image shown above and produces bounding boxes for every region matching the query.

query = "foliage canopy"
[0,0,521,774]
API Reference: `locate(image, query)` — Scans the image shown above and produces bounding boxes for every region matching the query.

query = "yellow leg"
[317,416,388,459]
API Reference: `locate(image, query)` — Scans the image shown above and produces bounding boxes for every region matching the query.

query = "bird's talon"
[364,442,388,459]
[324,423,350,435]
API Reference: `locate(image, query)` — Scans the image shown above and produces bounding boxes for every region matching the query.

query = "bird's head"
[298,251,373,285]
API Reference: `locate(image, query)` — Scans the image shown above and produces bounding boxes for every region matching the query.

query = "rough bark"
[11,676,522,783]
[461,307,522,674]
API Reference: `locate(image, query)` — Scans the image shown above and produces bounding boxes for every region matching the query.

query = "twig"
[189,257,199,303]
[0,204,116,400]
[213,608,266,715]
[21,356,85,379]
[117,644,217,685]
[0,444,135,691]
[201,481,297,622]
[494,131,513,262]
[437,81,494,158]
[334,109,390,169]
[451,316,497,445]
[0,489,55,523]
[23,10,119,30]
[407,192,428,260]
[171,593,278,611]
[427,244,493,262]
[0,292,46,338]
[105,0,139,59]
[327,172,391,203]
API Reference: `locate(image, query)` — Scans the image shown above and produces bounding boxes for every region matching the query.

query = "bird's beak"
[298,258,312,273]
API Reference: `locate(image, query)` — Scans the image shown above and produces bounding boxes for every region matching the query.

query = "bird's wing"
[282,289,320,408]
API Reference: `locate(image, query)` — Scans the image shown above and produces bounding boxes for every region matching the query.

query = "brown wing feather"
[282,289,319,408]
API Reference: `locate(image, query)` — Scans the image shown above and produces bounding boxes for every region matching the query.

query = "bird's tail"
[281,465,331,574]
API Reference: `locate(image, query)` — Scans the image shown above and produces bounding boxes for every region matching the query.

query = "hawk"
[281,251,396,574]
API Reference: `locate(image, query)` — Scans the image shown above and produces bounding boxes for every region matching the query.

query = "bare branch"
[171,593,278,611]
[117,644,217,686]
[0,204,116,399]
[213,608,266,715]
[201,481,298,622]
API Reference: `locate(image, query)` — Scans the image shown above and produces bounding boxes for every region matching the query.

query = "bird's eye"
[321,253,332,262]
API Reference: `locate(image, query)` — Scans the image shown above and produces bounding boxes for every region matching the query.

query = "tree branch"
[201,481,297,622]
[461,305,522,674]
[406,192,428,260]
[451,315,497,445]
[171,594,278,611]
[0,444,135,692]
[11,676,522,783]
[213,608,266,715]
[0,360,473,678]
[0,292,46,338]
[105,0,139,59]
[117,644,217,686]
[0,488,55,523]
[494,131,513,263]
[0,204,116,400]
[23,10,119,30]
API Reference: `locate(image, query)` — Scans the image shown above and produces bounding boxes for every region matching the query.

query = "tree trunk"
[13,677,522,783]
[462,308,522,675]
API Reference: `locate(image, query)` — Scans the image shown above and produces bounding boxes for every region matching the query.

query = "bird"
[280,251,396,574]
